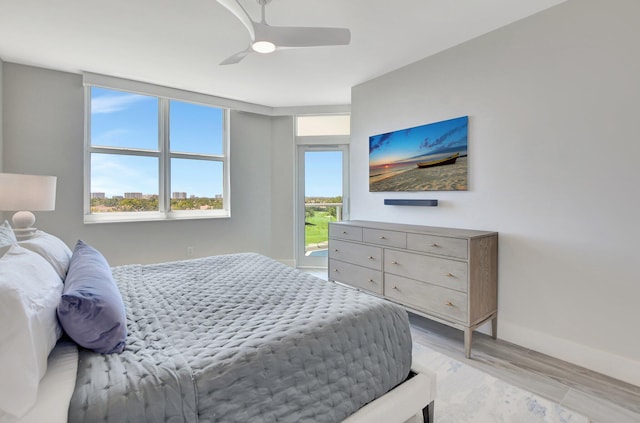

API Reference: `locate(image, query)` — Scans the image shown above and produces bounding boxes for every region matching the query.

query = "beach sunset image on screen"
[369,116,468,192]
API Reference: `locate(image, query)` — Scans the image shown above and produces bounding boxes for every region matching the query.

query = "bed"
[0,227,435,423]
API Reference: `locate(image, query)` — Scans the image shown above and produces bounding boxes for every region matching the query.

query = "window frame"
[83,82,231,224]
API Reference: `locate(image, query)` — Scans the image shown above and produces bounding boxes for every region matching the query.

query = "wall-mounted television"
[369,116,468,192]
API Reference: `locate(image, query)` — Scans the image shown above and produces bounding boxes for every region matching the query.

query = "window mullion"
[159,98,171,214]
[170,152,222,161]
[88,146,161,157]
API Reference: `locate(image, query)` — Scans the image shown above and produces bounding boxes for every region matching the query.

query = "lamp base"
[13,227,38,241]
[11,211,38,240]
[12,210,36,229]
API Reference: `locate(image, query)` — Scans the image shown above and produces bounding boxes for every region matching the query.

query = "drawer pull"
[334,248,339,252]
[391,261,398,265]
[379,236,387,240]
[431,243,440,247]
[368,279,375,283]
[367,256,374,260]
[342,231,348,234]
[445,301,454,307]
[333,269,339,272]
[445,272,455,277]
[392,286,399,290]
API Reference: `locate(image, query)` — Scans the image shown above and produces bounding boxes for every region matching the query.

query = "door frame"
[295,144,349,268]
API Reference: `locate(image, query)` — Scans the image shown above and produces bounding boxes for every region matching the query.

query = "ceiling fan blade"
[254,23,351,48]
[219,47,252,65]
[216,0,256,40]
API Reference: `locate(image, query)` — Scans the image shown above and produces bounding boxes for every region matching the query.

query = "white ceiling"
[0,0,567,108]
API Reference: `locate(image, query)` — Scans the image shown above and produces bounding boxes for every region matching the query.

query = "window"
[84,84,229,223]
[296,115,350,136]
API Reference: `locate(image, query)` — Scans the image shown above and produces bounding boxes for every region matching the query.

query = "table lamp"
[0,173,57,240]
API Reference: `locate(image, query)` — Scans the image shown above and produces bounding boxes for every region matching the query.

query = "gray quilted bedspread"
[68,253,412,423]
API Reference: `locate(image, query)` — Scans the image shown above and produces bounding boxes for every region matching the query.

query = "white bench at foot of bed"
[343,368,436,423]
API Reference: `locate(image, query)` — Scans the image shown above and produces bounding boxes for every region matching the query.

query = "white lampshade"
[0,173,57,238]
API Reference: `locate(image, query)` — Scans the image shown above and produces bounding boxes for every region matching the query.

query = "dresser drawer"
[329,239,382,270]
[363,228,407,248]
[329,260,383,295]
[384,249,468,292]
[384,274,468,323]
[407,233,468,259]
[329,224,363,242]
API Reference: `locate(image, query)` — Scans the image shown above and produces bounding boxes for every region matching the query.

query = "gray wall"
[351,0,640,385]
[2,63,294,266]
[270,116,295,261]
[0,57,3,172]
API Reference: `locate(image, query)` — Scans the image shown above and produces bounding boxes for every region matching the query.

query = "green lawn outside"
[305,211,336,247]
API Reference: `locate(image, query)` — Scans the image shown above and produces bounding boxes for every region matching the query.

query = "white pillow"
[18,231,72,280]
[0,245,63,419]
[0,220,17,257]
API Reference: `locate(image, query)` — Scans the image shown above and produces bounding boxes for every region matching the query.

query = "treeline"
[305,196,342,204]
[90,197,223,212]
[305,196,343,220]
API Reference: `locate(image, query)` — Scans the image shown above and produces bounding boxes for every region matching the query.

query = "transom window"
[84,84,229,223]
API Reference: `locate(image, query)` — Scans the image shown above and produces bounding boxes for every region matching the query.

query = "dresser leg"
[491,316,498,340]
[464,328,472,358]
[422,400,434,423]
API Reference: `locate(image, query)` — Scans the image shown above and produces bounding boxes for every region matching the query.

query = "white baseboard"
[499,320,640,387]
[275,258,296,267]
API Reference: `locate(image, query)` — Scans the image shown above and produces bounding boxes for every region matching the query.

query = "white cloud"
[92,128,130,146]
[91,92,151,114]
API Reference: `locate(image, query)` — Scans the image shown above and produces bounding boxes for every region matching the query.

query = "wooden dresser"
[328,220,498,358]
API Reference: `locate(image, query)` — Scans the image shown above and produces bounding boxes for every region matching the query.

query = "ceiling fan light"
[252,40,276,54]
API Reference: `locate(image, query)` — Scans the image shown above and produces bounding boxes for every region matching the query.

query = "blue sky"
[369,116,468,167]
[305,151,342,197]
[91,87,223,197]
[91,87,342,198]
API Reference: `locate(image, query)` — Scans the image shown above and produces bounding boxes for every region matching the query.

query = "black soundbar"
[383,199,438,206]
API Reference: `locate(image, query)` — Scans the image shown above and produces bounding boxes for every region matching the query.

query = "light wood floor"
[303,269,639,422]
[409,314,640,423]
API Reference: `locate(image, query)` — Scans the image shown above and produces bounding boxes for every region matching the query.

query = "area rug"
[411,343,590,423]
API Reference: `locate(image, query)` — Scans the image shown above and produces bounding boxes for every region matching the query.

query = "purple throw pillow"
[57,240,126,354]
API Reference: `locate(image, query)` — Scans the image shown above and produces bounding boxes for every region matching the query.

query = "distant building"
[113,196,124,200]
[91,192,106,199]
[172,192,187,199]
[124,192,143,199]
[215,194,222,199]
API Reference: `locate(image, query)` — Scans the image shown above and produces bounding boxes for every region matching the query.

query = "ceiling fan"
[216,0,351,65]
